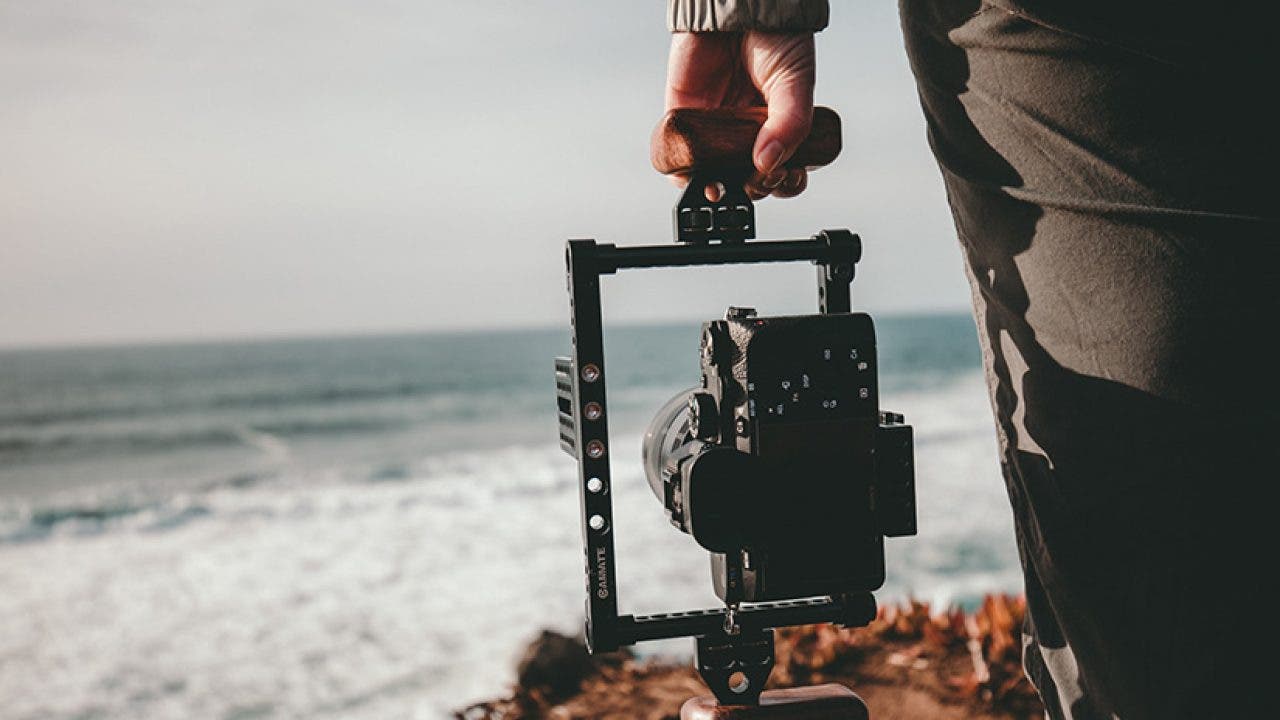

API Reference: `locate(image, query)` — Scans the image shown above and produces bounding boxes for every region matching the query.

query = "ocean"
[0,314,1020,719]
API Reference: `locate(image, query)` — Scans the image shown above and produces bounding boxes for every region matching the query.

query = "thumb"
[746,32,815,176]
[754,76,814,176]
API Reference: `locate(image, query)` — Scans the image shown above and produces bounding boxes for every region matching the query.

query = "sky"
[0,1,971,348]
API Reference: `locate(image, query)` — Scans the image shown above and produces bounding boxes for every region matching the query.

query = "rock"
[515,630,595,702]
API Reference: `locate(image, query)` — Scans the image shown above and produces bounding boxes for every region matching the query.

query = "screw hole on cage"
[589,514,608,532]
[587,477,604,493]
[728,672,749,694]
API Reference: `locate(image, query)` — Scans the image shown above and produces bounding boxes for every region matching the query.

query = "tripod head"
[552,107,916,707]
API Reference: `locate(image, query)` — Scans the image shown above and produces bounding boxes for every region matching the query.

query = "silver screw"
[723,603,742,636]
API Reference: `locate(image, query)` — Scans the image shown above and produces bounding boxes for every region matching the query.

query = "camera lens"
[640,388,696,502]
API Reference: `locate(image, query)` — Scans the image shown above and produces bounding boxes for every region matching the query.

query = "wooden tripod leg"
[681,684,869,720]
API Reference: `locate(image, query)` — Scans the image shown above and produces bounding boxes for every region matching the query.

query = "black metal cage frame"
[554,230,879,656]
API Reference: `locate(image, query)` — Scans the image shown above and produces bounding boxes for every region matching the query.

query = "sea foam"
[0,371,1017,719]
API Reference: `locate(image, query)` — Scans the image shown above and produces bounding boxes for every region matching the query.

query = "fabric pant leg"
[897,1,1280,718]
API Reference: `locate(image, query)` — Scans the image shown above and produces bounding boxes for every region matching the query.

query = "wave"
[0,381,548,429]
[0,433,591,537]
[0,417,404,461]
[0,497,214,543]
[0,429,250,457]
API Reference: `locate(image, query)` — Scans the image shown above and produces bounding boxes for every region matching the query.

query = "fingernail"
[763,170,785,189]
[756,140,784,175]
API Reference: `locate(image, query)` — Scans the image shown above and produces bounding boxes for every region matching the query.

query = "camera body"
[651,307,916,604]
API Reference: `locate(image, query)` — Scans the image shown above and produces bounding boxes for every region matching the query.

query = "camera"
[642,306,916,604]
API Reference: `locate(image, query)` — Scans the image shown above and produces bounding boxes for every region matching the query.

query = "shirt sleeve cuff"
[668,0,829,32]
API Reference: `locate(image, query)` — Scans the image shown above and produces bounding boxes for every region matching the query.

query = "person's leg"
[898,2,1279,717]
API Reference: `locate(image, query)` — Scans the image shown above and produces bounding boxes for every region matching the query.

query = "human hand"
[661,31,816,200]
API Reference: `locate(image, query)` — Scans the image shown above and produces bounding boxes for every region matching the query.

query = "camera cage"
[554,227,887,702]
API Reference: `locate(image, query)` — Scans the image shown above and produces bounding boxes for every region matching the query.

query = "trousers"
[898,1,1280,717]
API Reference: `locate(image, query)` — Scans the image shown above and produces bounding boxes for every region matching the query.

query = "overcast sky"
[0,1,970,348]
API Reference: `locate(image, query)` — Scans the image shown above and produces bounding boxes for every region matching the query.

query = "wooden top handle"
[651,106,841,176]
